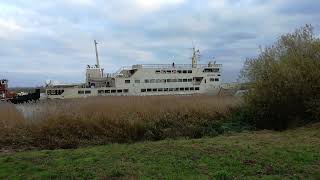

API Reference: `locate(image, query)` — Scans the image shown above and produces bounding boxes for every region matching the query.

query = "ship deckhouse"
[46,41,223,99]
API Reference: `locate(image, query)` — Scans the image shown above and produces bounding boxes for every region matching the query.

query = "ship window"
[188,70,192,73]
[166,70,171,73]
[185,87,190,91]
[124,89,129,93]
[135,80,140,83]
[175,88,179,91]
[145,79,149,83]
[78,90,84,94]
[150,79,155,83]
[156,79,161,83]
[111,90,116,93]
[213,68,220,72]
[178,79,182,82]
[105,90,110,93]
[164,88,168,91]
[125,80,130,84]
[195,87,200,91]
[177,70,182,73]
[57,90,64,95]
[117,89,122,93]
[183,70,187,73]
[163,79,167,83]
[147,89,151,92]
[141,89,146,92]
[169,88,173,91]
[155,70,160,74]
[215,78,219,81]
[183,79,187,82]
[158,88,163,92]
[188,79,192,82]
[218,74,221,76]
[98,90,104,94]
[210,78,215,82]
[152,88,157,92]
[172,79,177,82]
[190,87,194,91]
[203,68,213,72]
[194,77,203,82]
[161,70,166,74]
[47,90,51,95]
[85,90,91,94]
[180,87,184,91]
[167,79,171,83]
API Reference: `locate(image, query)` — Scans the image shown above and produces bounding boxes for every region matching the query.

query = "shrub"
[240,24,320,130]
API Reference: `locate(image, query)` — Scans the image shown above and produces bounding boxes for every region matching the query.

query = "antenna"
[94,40,100,68]
[191,45,200,68]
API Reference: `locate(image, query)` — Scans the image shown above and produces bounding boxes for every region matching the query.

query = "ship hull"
[8,89,40,104]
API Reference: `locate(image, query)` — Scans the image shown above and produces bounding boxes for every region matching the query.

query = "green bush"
[241,24,320,130]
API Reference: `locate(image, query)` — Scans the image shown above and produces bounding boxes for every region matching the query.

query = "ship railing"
[104,63,222,77]
[105,73,130,78]
[133,64,222,69]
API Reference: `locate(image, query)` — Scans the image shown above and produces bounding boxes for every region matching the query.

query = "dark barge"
[0,79,40,104]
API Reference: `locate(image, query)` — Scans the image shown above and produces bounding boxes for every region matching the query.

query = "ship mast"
[192,47,200,68]
[94,40,100,68]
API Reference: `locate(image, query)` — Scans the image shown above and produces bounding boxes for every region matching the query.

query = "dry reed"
[0,96,241,151]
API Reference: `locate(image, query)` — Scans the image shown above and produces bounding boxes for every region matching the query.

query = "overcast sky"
[1,0,319,87]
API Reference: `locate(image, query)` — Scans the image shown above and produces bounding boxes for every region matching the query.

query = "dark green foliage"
[241,24,320,130]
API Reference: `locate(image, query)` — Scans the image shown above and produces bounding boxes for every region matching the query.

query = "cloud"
[0,19,24,39]
[135,0,185,12]
[0,0,320,86]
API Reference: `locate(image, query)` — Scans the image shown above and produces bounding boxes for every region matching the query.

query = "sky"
[0,0,320,87]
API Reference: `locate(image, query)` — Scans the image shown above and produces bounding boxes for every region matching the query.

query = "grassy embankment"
[0,125,319,179]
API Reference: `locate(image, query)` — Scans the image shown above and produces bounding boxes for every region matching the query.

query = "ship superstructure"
[45,41,223,99]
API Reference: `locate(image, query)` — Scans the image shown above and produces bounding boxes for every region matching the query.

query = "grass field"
[0,125,319,179]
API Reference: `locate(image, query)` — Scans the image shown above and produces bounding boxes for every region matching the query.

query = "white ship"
[45,41,223,99]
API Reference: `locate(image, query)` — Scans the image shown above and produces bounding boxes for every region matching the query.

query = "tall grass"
[0,103,25,129]
[0,96,241,150]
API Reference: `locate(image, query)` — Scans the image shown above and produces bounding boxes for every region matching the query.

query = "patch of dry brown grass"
[0,96,241,150]
[0,102,25,129]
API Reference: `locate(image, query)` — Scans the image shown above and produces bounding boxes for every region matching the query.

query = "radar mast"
[191,46,200,68]
[94,40,100,68]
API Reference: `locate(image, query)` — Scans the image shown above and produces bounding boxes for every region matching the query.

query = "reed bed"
[0,96,241,151]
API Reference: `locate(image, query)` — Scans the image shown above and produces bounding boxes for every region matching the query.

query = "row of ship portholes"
[96,89,129,94]
[155,70,192,74]
[141,87,200,93]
